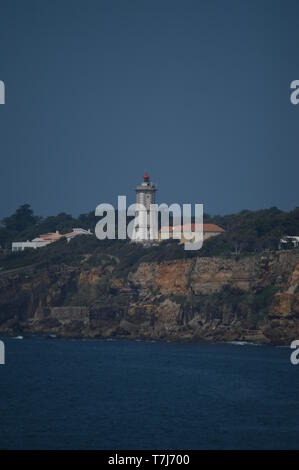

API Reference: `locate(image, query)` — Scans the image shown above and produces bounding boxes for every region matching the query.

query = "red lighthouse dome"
[143,171,150,182]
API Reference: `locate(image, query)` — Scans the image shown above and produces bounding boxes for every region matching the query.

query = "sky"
[0,0,298,219]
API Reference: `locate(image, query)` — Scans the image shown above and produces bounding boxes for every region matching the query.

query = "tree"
[2,204,38,232]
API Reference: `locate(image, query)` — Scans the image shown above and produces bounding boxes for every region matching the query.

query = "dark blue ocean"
[0,337,298,450]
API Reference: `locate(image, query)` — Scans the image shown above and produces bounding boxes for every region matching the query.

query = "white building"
[12,231,61,252]
[159,223,225,243]
[12,239,49,252]
[279,235,299,249]
[63,228,92,243]
[12,228,92,252]
[132,171,157,242]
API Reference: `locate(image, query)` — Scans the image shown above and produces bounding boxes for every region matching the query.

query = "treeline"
[203,207,299,255]
[0,204,299,259]
[0,204,98,249]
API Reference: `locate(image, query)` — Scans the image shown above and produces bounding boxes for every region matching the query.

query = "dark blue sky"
[0,0,298,218]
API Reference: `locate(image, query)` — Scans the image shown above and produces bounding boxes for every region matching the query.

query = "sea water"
[0,337,298,449]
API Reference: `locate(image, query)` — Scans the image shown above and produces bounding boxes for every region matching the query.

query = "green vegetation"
[202,207,299,255]
[252,285,278,320]
[0,205,298,272]
[190,285,278,326]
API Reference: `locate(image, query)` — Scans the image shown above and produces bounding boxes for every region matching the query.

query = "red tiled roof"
[39,232,62,240]
[160,223,224,233]
[202,223,224,233]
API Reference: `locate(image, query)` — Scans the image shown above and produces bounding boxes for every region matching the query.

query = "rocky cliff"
[0,250,298,344]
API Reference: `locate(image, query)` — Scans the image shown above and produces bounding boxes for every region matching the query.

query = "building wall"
[203,231,223,241]
[12,240,49,252]
[158,230,223,243]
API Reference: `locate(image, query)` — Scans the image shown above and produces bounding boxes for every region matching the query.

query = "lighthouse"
[133,171,157,242]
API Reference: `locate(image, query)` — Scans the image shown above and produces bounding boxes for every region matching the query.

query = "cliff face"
[0,251,298,345]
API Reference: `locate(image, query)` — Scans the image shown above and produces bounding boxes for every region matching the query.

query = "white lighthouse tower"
[133,171,157,242]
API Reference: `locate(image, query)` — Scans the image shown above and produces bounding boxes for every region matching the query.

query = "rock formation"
[0,251,298,345]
